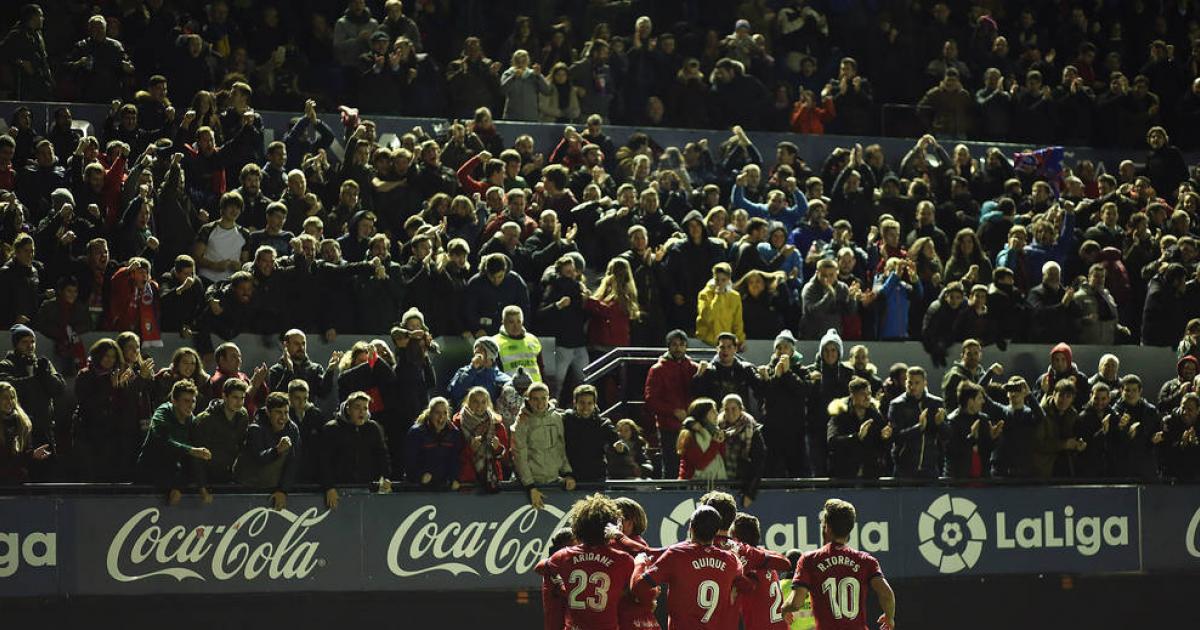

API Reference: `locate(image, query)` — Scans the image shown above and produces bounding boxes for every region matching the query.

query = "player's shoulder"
[548,544,581,564]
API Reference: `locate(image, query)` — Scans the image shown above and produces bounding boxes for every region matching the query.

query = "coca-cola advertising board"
[61,494,363,594]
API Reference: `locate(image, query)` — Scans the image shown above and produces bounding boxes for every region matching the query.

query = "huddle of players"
[537,491,897,630]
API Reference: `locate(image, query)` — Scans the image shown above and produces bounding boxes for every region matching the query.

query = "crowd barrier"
[1,483,1197,597]
[1,100,1187,176]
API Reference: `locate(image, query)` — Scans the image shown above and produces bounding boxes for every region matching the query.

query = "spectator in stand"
[511,382,574,509]
[267,330,338,402]
[493,305,543,385]
[454,385,510,492]
[236,392,300,509]
[585,257,639,358]
[717,393,766,506]
[757,330,812,477]
[1073,263,1127,344]
[693,332,760,405]
[1143,263,1190,347]
[1075,382,1114,479]
[500,50,551,121]
[607,419,653,480]
[562,384,621,483]
[1176,320,1200,359]
[1035,380,1086,478]
[1111,375,1163,481]
[801,259,857,339]
[988,376,1040,478]
[943,380,997,479]
[827,377,890,479]
[138,380,206,504]
[320,391,391,510]
[805,328,853,477]
[643,329,697,478]
[404,397,463,490]
[209,342,268,415]
[790,88,836,135]
[194,192,250,285]
[695,262,743,347]
[1162,393,1200,482]
[67,15,135,103]
[887,366,945,478]
[919,69,974,139]
[1037,343,1089,409]
[1026,262,1079,344]
[0,324,64,458]
[447,337,511,406]
[465,254,530,338]
[677,397,725,480]
[940,339,1002,411]
[0,233,45,328]
[191,378,250,502]
[0,381,52,484]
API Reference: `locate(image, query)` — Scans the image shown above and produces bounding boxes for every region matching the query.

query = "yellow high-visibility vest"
[494,332,543,382]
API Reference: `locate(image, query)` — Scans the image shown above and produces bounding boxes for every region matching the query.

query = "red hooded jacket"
[643,354,698,432]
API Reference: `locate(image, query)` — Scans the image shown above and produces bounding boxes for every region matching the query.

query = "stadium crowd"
[1,2,1200,507]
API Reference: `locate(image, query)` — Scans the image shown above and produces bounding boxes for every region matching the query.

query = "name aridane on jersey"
[545,543,635,630]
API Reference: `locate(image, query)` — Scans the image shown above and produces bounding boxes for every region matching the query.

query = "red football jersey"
[620,551,662,630]
[714,536,792,630]
[641,541,742,630]
[547,544,636,630]
[738,568,789,630]
[792,543,882,630]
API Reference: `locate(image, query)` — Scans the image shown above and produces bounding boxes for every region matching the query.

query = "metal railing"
[0,475,1164,497]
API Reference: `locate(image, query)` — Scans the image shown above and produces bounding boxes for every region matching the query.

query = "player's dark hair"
[548,528,575,557]
[731,513,761,546]
[614,497,647,537]
[786,548,804,573]
[821,498,857,540]
[690,505,722,543]
[699,491,738,530]
[569,494,621,546]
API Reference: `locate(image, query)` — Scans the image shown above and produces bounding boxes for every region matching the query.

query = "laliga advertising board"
[0,486,1192,595]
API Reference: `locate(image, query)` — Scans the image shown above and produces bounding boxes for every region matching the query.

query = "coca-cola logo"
[106,507,329,582]
[387,503,569,577]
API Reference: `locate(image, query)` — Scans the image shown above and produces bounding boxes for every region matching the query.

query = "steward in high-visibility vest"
[493,305,543,382]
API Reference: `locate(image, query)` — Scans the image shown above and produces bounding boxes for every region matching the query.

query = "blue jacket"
[404,422,464,485]
[732,184,809,232]
[873,271,917,340]
[788,223,833,259]
[447,365,512,405]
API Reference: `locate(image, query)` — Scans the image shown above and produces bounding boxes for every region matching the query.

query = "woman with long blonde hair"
[1,382,51,483]
[453,387,509,492]
[405,397,464,489]
[585,257,640,352]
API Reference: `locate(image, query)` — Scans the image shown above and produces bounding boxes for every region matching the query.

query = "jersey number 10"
[821,576,861,620]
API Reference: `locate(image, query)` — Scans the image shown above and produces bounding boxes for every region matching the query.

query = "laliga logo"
[106,507,328,582]
[387,503,570,577]
[658,499,698,546]
[918,494,987,574]
[0,532,56,578]
[658,498,889,553]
